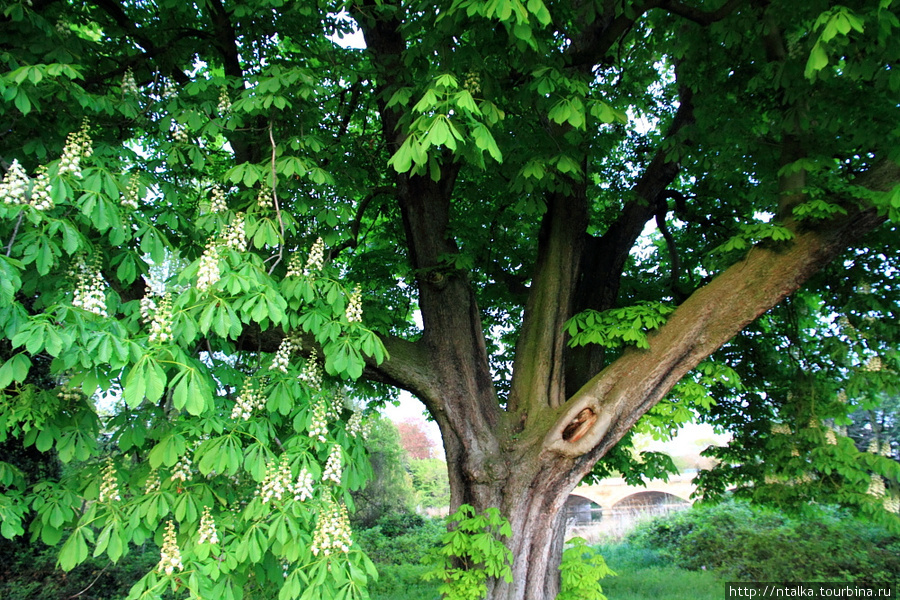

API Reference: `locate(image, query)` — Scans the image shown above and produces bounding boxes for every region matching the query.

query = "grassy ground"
[597,543,727,600]
[369,542,727,600]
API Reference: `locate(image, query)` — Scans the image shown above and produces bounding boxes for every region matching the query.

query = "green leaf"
[805,43,829,78]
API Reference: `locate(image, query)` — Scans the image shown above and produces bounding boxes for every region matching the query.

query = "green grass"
[369,564,441,600]
[596,543,727,600]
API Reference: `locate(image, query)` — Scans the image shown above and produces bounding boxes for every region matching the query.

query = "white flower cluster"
[223,213,247,252]
[122,175,141,210]
[71,257,109,317]
[145,470,161,494]
[271,335,297,374]
[59,119,92,178]
[347,411,370,439]
[99,458,121,503]
[285,251,306,277]
[311,499,352,556]
[256,184,271,209]
[323,445,342,485]
[305,237,325,275]
[158,521,183,575]
[824,428,838,445]
[172,123,189,144]
[770,423,791,436]
[148,294,173,345]
[345,285,362,323]
[0,160,29,205]
[328,388,344,421]
[210,185,227,213]
[139,296,157,324]
[259,454,294,504]
[30,166,53,210]
[464,71,481,95]
[867,474,886,498]
[163,79,176,98]
[217,87,231,115]
[881,442,892,457]
[197,506,219,544]
[171,453,192,483]
[294,467,314,502]
[57,381,82,402]
[231,378,266,420]
[885,495,900,514]
[308,397,329,443]
[196,241,221,292]
[836,390,848,403]
[868,439,881,454]
[863,356,883,372]
[301,349,323,391]
[122,68,139,95]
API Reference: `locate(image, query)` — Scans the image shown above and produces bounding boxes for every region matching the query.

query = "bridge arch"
[611,490,690,510]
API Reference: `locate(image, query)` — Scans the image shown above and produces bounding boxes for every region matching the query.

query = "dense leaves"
[1,0,899,597]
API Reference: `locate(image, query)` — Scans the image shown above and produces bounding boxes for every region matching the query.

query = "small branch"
[655,201,682,294]
[267,120,286,275]
[6,212,24,257]
[329,186,395,259]
[69,561,111,598]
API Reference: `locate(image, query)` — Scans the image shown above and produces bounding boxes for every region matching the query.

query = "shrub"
[628,500,900,583]
[355,511,445,565]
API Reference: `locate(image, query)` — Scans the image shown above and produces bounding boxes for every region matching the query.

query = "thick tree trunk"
[441,433,577,600]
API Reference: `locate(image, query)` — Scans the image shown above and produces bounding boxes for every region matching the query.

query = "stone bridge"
[571,473,697,511]
[562,473,698,530]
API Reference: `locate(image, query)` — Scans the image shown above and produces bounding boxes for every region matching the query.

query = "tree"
[396,417,436,460]
[0,0,899,599]
[351,415,416,527]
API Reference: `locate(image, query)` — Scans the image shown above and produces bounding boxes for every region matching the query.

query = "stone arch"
[563,493,603,524]
[611,490,690,510]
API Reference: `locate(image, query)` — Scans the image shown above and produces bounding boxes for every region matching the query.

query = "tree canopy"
[1,0,899,598]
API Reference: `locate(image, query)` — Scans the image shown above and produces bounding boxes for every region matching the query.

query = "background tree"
[395,417,436,460]
[0,1,899,600]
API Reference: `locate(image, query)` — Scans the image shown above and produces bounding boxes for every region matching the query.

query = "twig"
[6,212,24,257]
[267,120,286,275]
[68,560,111,598]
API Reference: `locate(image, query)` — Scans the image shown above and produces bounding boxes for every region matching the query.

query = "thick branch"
[549,162,899,469]
[508,188,588,417]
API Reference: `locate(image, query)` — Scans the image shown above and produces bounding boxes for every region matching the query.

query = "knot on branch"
[544,397,611,457]
[561,408,597,443]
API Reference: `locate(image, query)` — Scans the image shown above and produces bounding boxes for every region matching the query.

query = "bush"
[355,511,445,565]
[628,500,900,583]
[0,537,161,600]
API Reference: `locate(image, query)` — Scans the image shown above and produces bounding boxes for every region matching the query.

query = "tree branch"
[553,161,900,468]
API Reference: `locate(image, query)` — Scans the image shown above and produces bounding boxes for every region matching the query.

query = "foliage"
[557,537,615,600]
[355,512,444,565]
[1,0,900,595]
[0,536,161,600]
[351,416,415,528]
[422,505,513,600]
[628,500,900,583]
[408,458,452,511]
